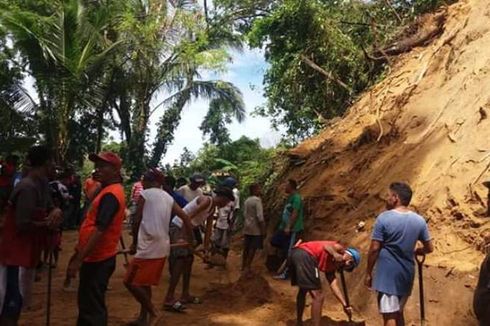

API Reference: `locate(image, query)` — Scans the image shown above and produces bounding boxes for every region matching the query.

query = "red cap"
[88,152,122,170]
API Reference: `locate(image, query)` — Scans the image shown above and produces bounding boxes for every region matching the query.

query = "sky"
[150,47,283,165]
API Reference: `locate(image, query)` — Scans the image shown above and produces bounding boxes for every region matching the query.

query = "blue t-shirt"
[372,209,431,296]
[171,191,188,209]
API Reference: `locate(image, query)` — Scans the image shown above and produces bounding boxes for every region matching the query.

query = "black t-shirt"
[69,181,82,202]
[95,193,119,231]
[474,254,490,321]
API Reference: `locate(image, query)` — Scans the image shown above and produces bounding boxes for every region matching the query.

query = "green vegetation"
[1,0,450,181]
[0,0,244,178]
[213,0,451,140]
[166,136,280,198]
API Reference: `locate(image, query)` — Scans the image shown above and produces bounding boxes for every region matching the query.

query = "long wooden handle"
[339,269,352,322]
[119,237,129,264]
[417,257,426,324]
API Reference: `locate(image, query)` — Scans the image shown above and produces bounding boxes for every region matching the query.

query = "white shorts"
[377,292,409,313]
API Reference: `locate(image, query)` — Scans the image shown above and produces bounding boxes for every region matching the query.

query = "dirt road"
[21,230,478,325]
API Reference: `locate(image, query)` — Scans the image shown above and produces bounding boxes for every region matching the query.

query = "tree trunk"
[127,88,151,179]
[149,88,191,167]
[95,107,104,153]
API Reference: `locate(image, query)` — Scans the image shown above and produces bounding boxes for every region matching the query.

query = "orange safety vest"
[78,183,126,262]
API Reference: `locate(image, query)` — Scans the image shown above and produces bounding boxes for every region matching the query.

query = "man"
[68,174,82,228]
[474,231,490,326]
[365,182,433,326]
[290,240,360,326]
[211,177,239,261]
[176,173,205,203]
[124,169,192,326]
[128,176,144,228]
[164,187,234,311]
[0,146,63,325]
[66,152,126,326]
[162,175,188,209]
[83,170,101,203]
[0,155,19,212]
[274,179,304,279]
[241,183,266,276]
[81,170,101,224]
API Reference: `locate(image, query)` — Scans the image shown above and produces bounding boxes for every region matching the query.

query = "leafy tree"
[0,30,37,154]
[0,0,120,161]
[168,136,277,198]
[0,0,245,175]
[214,0,450,141]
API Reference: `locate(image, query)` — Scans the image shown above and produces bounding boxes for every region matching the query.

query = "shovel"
[339,269,366,325]
[46,232,55,326]
[119,237,130,267]
[416,254,426,326]
[339,269,353,322]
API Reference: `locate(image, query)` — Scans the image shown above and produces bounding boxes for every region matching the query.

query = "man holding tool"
[66,152,127,326]
[365,182,433,326]
[289,240,361,326]
[124,169,192,326]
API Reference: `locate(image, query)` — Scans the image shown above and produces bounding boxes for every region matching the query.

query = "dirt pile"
[266,0,490,324]
[204,274,274,305]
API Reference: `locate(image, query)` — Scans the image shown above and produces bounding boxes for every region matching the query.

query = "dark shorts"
[290,248,321,290]
[169,224,193,259]
[244,235,264,250]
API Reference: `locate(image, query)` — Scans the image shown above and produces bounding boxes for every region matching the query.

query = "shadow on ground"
[286,316,366,326]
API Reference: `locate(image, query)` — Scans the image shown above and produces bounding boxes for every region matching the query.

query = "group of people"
[0,146,489,326]
[273,182,432,326]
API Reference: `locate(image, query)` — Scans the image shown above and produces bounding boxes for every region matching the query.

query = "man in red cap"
[66,152,126,326]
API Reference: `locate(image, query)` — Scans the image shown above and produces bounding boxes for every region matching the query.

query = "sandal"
[163,301,186,313]
[181,296,202,304]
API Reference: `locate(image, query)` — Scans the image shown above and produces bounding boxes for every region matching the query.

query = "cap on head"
[214,186,235,202]
[143,168,165,184]
[344,247,361,272]
[222,176,237,188]
[88,152,122,170]
[190,173,205,184]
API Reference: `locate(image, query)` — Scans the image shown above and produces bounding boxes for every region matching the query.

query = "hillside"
[266,0,490,324]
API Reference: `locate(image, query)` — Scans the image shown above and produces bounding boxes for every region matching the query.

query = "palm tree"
[1,0,245,172]
[0,0,119,161]
[113,0,245,176]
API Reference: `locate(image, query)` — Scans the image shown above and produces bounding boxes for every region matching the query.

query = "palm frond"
[0,82,37,113]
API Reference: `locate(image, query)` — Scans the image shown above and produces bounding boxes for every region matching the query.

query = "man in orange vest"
[66,152,126,326]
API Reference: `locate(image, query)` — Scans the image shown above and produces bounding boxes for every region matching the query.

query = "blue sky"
[150,47,283,164]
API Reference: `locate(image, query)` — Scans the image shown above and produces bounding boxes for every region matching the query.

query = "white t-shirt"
[177,184,203,203]
[135,188,174,259]
[233,188,240,210]
[216,202,234,230]
[243,196,264,236]
[172,196,214,228]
